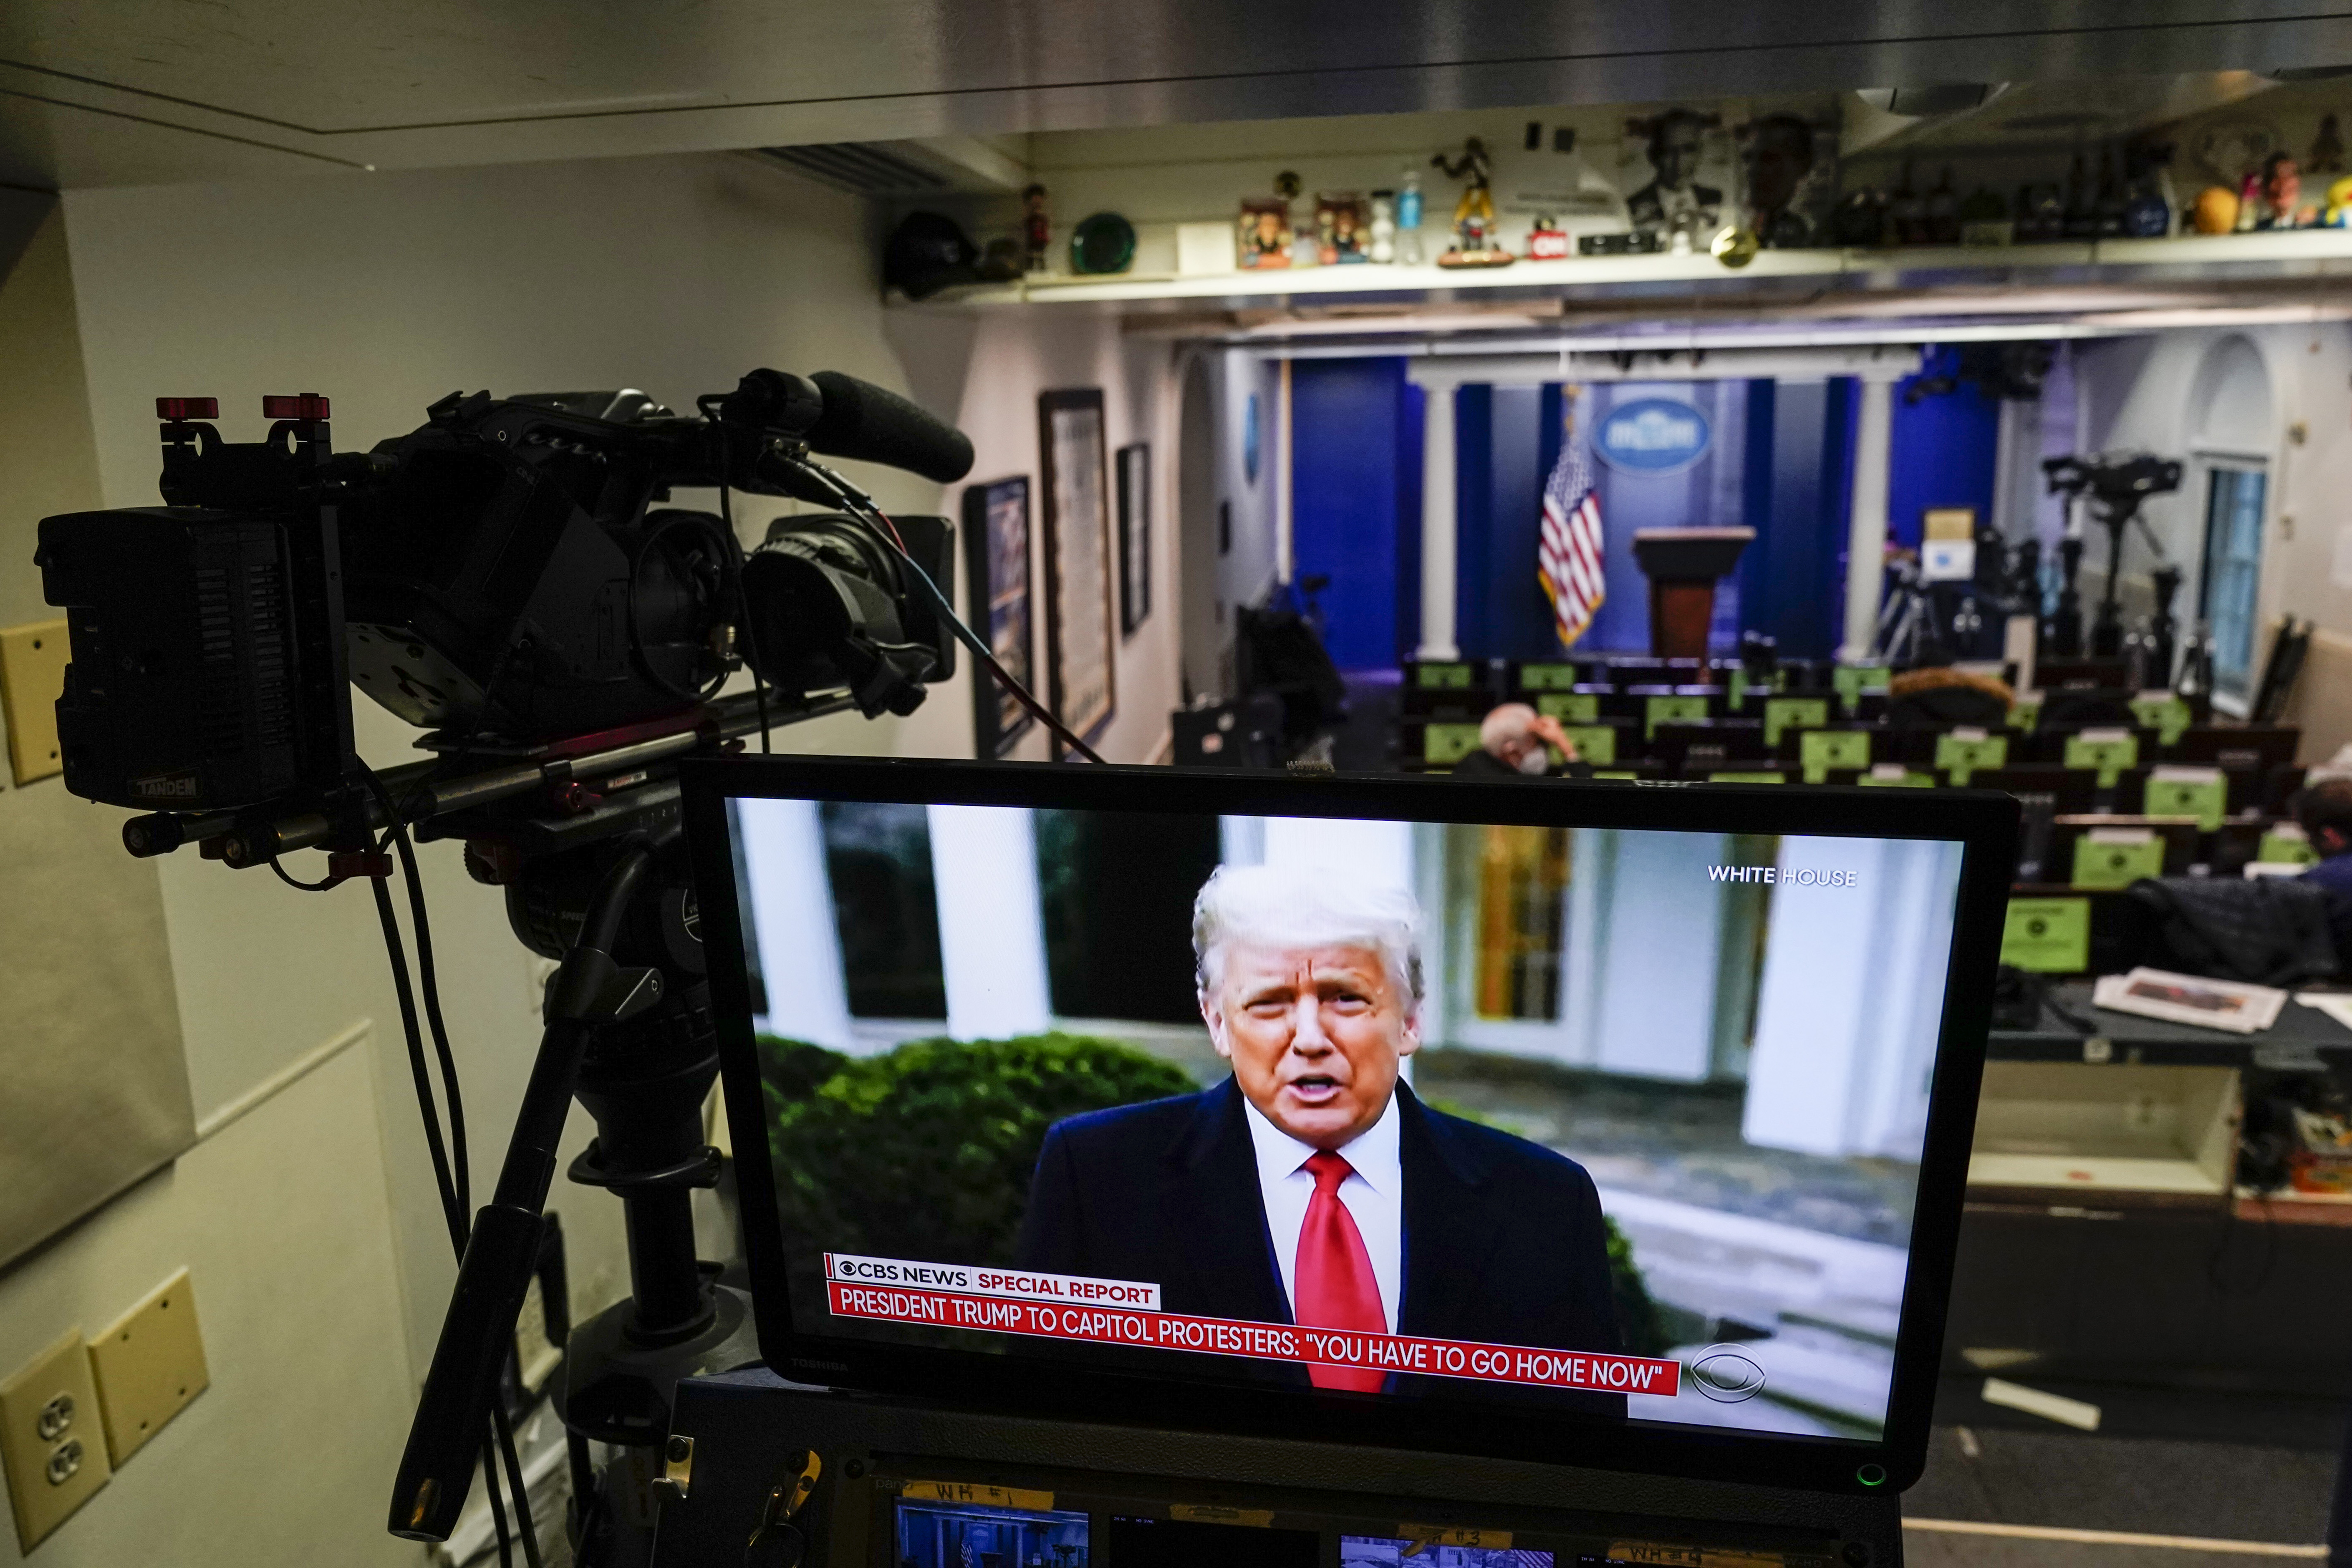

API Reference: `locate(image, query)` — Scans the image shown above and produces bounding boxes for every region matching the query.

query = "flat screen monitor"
[682,759,2014,1495]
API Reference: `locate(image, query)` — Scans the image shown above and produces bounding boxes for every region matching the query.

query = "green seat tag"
[1763,696,1830,749]
[2007,699,2041,732]
[1832,663,1891,713]
[2130,692,2193,746]
[1519,662,1579,691]
[1536,692,1600,723]
[2258,828,2321,866]
[1859,764,1933,787]
[1423,721,1484,764]
[2063,730,2141,788]
[1798,729,1871,783]
[2072,830,2165,889]
[1709,770,1786,784]
[1416,662,1474,690]
[1936,732,2010,784]
[2002,896,2092,973]
[2140,767,2228,832]
[1558,723,1616,765]
[1644,694,1710,739]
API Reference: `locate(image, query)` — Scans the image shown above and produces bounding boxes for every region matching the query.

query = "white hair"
[1479,702,1537,753]
[1192,863,1424,1004]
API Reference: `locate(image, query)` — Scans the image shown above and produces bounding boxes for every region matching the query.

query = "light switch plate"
[0,1327,111,1552]
[88,1269,208,1467]
[0,618,70,787]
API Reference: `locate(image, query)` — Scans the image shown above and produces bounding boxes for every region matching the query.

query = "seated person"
[2299,778,2352,971]
[1450,703,1586,779]
[1015,864,1623,1407]
[1886,665,2013,732]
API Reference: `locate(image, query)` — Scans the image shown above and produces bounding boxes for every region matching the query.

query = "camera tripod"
[372,720,808,1568]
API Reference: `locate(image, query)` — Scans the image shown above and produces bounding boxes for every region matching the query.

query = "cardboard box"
[1969,1061,2240,1194]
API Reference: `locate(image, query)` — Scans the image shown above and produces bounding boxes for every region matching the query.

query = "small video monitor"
[894,1496,1089,1568]
[685,759,2013,1495]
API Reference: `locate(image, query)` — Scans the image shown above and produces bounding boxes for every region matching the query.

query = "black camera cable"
[782,456,1108,764]
[357,765,548,1568]
[708,418,774,754]
[274,768,542,1568]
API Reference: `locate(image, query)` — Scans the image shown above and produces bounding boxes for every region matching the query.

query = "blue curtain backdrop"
[1888,347,2002,548]
[1290,358,1420,669]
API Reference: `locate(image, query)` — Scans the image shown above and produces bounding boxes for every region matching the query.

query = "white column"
[1418,380,1460,660]
[926,804,1053,1040]
[734,799,855,1050]
[1275,356,1295,586]
[1840,376,1896,662]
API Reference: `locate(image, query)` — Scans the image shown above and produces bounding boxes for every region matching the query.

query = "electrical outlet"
[0,1328,112,1552]
[0,618,71,787]
[88,1269,208,1467]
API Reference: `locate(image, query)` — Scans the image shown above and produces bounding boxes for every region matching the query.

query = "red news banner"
[823,1253,1680,1397]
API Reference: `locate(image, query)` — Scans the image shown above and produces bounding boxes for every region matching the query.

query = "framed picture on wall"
[1115,441,1152,638]
[1038,389,1117,752]
[960,475,1036,759]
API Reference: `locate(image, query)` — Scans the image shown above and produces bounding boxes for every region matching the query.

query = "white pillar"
[1275,357,1295,586]
[926,804,1053,1040]
[734,799,855,1050]
[1418,381,1460,660]
[1840,377,1895,662]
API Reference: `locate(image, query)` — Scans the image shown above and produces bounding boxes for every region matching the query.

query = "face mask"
[1517,747,1551,776]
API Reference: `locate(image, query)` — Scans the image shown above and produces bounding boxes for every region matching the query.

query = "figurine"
[2235,171,2261,232]
[1396,171,1425,265]
[1316,192,1369,263]
[1368,190,1397,263]
[1432,137,1506,264]
[1022,183,1050,273]
[2259,150,2304,227]
[2326,175,2352,227]
[1525,213,1571,260]
[1237,173,1298,270]
[2312,113,2346,178]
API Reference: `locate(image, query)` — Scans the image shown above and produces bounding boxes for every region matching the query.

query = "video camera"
[35,369,972,860]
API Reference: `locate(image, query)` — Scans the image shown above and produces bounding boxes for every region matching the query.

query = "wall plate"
[0,618,71,787]
[0,1326,111,1551]
[88,1268,208,1467]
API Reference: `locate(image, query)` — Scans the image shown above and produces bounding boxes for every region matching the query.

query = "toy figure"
[2260,151,2304,227]
[1022,184,1050,272]
[1368,190,1397,263]
[2312,113,2346,177]
[1525,214,1570,260]
[1432,137,1501,259]
[1316,193,1369,262]
[1237,173,1299,270]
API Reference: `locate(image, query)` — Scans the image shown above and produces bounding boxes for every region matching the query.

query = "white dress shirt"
[1241,1090,1403,1333]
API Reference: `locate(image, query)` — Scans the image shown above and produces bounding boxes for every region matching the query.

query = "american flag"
[1538,421,1605,648]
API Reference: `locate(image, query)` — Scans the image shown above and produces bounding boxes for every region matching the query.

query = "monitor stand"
[647,1369,1897,1568]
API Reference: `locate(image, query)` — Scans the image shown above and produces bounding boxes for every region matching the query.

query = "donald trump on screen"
[1014,862,1623,1406]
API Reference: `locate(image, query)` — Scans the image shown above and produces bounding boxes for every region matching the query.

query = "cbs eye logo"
[1686,1344,1767,1403]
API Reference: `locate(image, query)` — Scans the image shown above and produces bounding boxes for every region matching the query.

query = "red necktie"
[1294,1150,1386,1392]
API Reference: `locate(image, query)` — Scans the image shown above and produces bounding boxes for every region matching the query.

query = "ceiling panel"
[5,0,2352,189]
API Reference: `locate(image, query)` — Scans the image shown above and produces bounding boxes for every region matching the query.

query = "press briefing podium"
[1630,527,1755,660]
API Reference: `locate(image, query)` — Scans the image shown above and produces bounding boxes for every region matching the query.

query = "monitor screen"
[688,761,2009,1492]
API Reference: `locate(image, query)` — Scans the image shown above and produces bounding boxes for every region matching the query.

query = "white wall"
[4,146,1188,1564]
[2072,322,2352,752]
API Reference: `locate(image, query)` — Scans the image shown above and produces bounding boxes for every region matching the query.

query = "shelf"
[899,227,2352,318]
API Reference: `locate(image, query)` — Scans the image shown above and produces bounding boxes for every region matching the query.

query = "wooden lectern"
[1630,527,1755,659]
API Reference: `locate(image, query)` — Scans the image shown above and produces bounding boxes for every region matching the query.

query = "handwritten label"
[901,1481,1057,1511]
[1168,1506,1275,1527]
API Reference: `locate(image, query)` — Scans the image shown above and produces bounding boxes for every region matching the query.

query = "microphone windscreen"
[807,371,975,484]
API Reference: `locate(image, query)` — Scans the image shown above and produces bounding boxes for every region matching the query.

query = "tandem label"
[1707,865,1857,887]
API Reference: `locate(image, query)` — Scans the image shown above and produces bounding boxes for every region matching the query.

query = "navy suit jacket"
[1013,1077,1625,1414]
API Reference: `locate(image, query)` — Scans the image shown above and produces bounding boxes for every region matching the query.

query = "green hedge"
[760,1034,1666,1356]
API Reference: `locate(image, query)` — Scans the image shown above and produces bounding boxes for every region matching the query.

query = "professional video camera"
[2042,451,2183,666]
[31,369,1086,1567]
